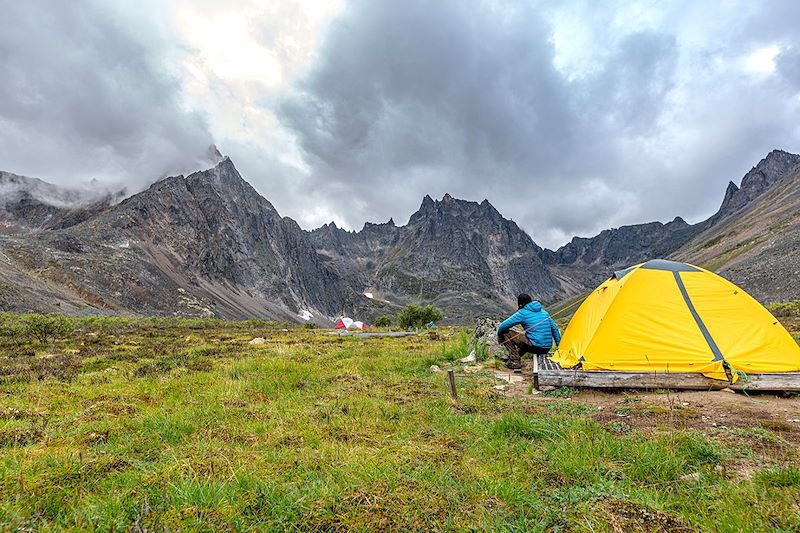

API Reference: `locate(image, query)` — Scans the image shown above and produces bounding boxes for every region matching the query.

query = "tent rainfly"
[334,317,367,330]
[551,259,800,381]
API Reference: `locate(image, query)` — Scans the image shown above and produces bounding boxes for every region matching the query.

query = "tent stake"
[448,369,458,400]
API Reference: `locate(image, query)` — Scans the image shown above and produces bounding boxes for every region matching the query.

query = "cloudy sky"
[1,0,799,248]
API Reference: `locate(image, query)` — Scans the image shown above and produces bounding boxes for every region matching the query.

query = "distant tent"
[334,317,367,330]
[552,259,800,381]
[334,317,353,329]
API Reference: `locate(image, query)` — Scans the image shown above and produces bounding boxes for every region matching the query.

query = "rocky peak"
[206,144,224,164]
[182,157,278,214]
[544,217,700,269]
[363,218,397,229]
[0,170,111,208]
[409,194,504,225]
[64,156,350,317]
[0,171,122,233]
[712,149,800,222]
[748,149,800,182]
[722,181,739,202]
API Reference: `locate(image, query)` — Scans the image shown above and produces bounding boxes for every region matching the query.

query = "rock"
[680,472,701,482]
[493,384,508,391]
[460,350,477,363]
[248,337,266,345]
[430,365,442,372]
[470,318,507,360]
[720,387,735,394]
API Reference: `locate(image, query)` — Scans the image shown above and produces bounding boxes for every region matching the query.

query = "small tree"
[374,315,392,328]
[397,304,443,330]
[22,314,72,344]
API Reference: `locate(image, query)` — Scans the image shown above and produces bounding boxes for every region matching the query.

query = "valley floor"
[1,316,799,531]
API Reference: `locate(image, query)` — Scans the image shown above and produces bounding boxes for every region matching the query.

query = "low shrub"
[397,305,443,330]
[374,316,392,328]
[21,314,73,344]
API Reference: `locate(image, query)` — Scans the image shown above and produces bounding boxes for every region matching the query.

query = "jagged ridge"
[0,148,798,321]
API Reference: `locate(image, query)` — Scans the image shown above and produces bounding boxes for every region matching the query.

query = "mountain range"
[1,148,798,323]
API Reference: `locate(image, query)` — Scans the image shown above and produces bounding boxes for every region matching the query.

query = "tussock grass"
[0,314,798,530]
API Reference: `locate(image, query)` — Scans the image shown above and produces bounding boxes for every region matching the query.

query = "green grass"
[769,300,800,319]
[701,236,767,272]
[769,300,800,340]
[0,314,799,530]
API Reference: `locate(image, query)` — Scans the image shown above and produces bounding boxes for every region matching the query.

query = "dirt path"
[490,367,800,432]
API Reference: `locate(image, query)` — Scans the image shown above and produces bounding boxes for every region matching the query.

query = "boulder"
[459,350,477,363]
[469,318,508,361]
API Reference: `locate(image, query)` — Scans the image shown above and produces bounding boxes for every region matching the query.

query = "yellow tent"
[551,259,800,381]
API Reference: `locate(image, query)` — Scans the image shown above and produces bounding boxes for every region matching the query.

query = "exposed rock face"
[0,171,120,234]
[85,158,348,315]
[0,158,354,320]
[541,149,800,300]
[709,149,800,223]
[543,217,701,287]
[676,161,800,303]
[310,194,561,322]
[470,317,506,360]
[1,148,799,321]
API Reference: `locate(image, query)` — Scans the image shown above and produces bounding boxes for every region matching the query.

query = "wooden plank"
[538,369,800,391]
[732,372,800,391]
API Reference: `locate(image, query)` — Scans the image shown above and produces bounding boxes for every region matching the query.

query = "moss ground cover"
[1,314,799,531]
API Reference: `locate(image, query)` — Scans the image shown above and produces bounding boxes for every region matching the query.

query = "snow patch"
[299,309,313,321]
[363,292,374,299]
[107,239,130,249]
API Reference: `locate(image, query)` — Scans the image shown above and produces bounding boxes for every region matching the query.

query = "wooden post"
[447,369,458,400]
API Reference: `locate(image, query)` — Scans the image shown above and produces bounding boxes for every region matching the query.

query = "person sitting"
[496,293,561,370]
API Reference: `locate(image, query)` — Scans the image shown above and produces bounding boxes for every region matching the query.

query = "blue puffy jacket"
[497,301,561,349]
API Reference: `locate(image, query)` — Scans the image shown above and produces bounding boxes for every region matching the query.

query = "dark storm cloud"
[0,0,211,189]
[2,1,798,249]
[278,0,800,248]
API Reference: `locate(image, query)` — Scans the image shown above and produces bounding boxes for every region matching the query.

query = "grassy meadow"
[1,314,800,531]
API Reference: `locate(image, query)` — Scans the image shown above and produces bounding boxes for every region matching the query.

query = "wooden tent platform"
[534,355,800,392]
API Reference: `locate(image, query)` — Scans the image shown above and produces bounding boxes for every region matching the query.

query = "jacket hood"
[524,301,542,312]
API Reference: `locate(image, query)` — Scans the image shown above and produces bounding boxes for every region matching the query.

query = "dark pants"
[498,329,550,369]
